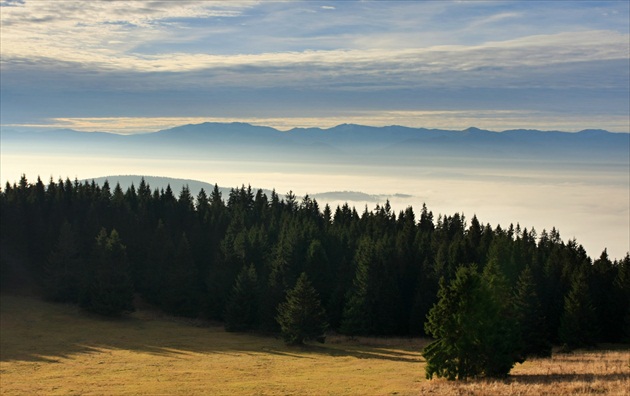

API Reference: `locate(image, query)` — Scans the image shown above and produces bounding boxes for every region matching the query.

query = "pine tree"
[513,266,552,357]
[559,270,598,349]
[42,221,83,302]
[340,238,374,336]
[224,264,259,332]
[423,264,522,380]
[479,260,522,377]
[161,233,199,317]
[79,229,134,316]
[276,272,328,345]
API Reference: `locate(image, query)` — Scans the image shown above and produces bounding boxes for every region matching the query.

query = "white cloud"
[2,26,627,86]
[1,1,627,132]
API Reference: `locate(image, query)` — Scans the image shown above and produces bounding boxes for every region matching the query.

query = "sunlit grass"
[1,294,628,395]
[0,295,424,395]
[416,348,630,395]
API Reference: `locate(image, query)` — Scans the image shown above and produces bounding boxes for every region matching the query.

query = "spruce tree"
[276,272,328,345]
[479,261,522,378]
[559,270,598,349]
[513,266,552,357]
[424,264,522,380]
[340,238,374,336]
[79,229,134,316]
[161,233,199,317]
[224,264,259,332]
[42,221,83,303]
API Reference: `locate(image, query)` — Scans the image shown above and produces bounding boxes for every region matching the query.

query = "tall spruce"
[42,221,83,303]
[276,272,328,345]
[424,264,522,380]
[559,270,598,349]
[224,264,259,332]
[513,266,552,357]
[161,233,199,317]
[79,228,134,316]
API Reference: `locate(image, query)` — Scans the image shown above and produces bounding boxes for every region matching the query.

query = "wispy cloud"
[3,30,627,86]
[1,1,628,131]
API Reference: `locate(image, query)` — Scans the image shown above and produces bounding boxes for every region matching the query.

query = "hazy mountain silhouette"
[3,122,628,165]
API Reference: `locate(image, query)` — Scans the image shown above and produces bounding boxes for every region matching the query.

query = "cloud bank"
[1,1,628,131]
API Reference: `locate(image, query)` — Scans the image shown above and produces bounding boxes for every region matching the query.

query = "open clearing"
[1,294,628,395]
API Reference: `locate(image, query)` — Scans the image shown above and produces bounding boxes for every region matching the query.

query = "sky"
[1,0,629,133]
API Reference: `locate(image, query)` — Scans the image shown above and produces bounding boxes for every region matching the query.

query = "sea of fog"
[2,152,628,260]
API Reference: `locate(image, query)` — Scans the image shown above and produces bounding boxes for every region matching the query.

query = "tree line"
[1,176,628,360]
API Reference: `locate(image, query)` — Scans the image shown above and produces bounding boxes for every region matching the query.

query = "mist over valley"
[2,122,628,259]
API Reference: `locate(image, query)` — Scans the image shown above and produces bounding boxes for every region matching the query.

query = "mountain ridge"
[3,122,628,165]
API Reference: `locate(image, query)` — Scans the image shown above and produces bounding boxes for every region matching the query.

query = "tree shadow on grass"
[301,343,423,363]
[0,294,423,364]
[508,372,629,385]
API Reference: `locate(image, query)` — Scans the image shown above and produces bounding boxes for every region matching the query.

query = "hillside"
[84,175,406,204]
[1,294,628,395]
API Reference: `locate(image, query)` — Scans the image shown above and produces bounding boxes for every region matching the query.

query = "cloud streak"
[1,1,628,131]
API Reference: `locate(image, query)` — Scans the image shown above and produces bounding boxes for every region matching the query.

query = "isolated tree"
[423,264,521,380]
[224,264,259,332]
[276,272,328,345]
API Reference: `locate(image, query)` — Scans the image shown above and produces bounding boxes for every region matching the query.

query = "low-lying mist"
[2,149,628,260]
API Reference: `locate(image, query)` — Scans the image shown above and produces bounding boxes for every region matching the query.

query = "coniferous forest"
[1,176,629,359]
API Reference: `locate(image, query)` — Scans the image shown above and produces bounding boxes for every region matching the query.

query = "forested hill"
[85,175,407,204]
[2,176,628,348]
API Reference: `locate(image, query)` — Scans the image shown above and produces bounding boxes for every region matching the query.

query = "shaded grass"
[1,294,628,395]
[0,294,424,395]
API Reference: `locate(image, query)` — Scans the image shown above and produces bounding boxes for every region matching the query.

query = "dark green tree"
[224,264,259,332]
[513,266,552,357]
[42,221,83,302]
[79,228,134,316]
[479,261,522,378]
[341,236,402,335]
[161,233,199,317]
[423,265,522,380]
[276,272,328,345]
[559,270,598,349]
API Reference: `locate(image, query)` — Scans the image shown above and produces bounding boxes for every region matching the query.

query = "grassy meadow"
[1,293,628,395]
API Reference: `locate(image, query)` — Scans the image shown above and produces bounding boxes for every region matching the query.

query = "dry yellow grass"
[0,295,425,395]
[1,294,628,395]
[417,348,630,396]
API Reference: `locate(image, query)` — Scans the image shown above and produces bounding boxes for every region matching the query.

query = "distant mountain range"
[3,122,629,166]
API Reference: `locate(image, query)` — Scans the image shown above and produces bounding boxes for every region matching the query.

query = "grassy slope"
[1,294,628,395]
[0,295,425,395]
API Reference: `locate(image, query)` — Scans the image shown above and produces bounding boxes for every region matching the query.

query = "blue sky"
[1,0,629,133]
